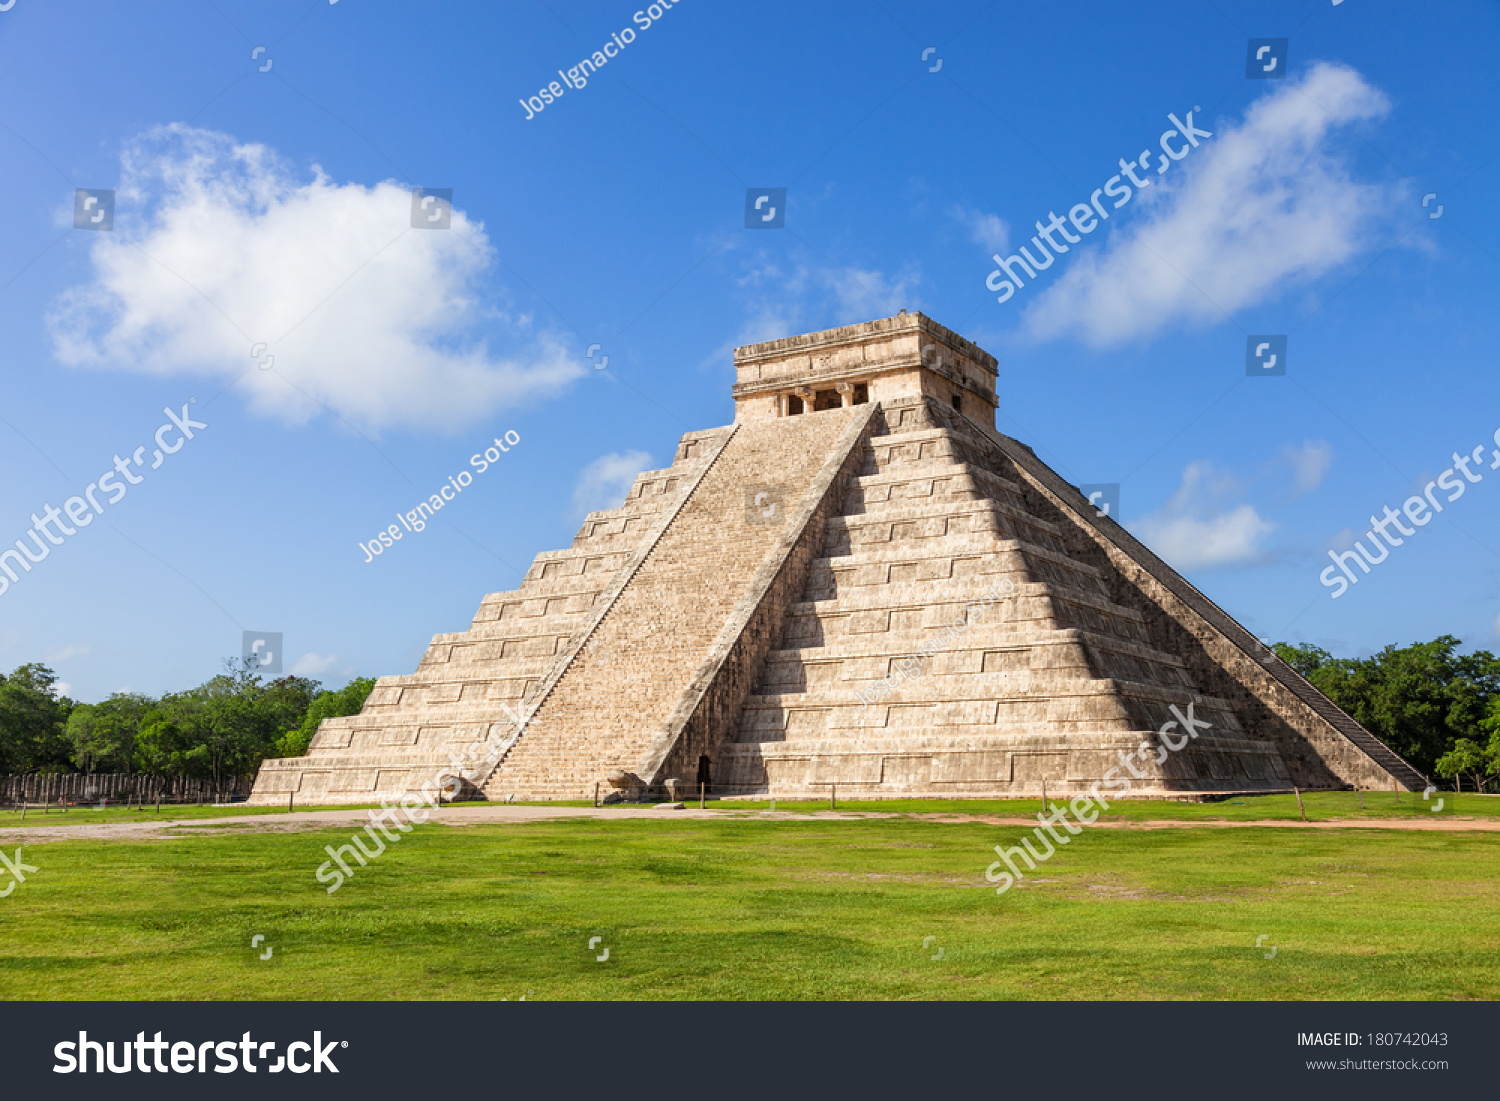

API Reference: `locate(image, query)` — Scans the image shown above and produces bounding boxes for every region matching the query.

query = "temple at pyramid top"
[250,313,1424,807]
[732,311,998,425]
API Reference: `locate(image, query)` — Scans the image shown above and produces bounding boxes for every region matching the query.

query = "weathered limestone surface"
[248,427,730,804]
[481,405,874,800]
[718,393,1424,798]
[249,313,1424,805]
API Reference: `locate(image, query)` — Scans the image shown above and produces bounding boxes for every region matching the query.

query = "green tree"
[1278,636,1500,777]
[66,692,154,773]
[273,677,375,758]
[1435,738,1489,792]
[1272,642,1335,680]
[136,716,192,779]
[149,662,276,794]
[63,705,98,771]
[0,663,74,773]
[1478,698,1500,787]
[2,658,347,789]
[1481,696,1500,744]
[180,691,270,792]
[259,675,322,736]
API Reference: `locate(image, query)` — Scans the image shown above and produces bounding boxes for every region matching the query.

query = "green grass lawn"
[3,789,1493,829]
[0,803,296,827]
[1,811,1494,1001]
[0,798,561,828]
[711,789,1500,822]
[463,789,1500,823]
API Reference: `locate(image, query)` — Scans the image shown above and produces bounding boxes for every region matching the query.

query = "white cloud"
[289,653,351,678]
[1024,63,1405,346]
[1328,527,1360,552]
[572,451,654,517]
[45,643,91,662]
[1131,461,1276,570]
[49,125,585,431]
[1493,611,1500,637]
[1280,440,1334,494]
[822,264,919,321]
[1137,506,1274,570]
[952,205,1011,253]
[718,260,920,350]
[705,256,922,369]
[54,681,73,698]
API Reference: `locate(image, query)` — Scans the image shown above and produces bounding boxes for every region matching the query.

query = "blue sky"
[1,0,1497,702]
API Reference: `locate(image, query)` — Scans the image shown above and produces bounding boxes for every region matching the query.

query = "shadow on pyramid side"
[250,313,1424,805]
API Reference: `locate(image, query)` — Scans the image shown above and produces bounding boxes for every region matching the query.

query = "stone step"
[246,425,728,806]
[483,408,869,799]
[812,532,1108,586]
[845,458,1028,511]
[754,630,1195,692]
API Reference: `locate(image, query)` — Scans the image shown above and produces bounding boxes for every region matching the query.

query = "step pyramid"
[249,313,1424,805]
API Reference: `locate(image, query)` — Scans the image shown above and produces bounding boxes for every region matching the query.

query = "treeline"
[2,635,1498,792]
[1275,635,1500,791]
[0,660,373,788]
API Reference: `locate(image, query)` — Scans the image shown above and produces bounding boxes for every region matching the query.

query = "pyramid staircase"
[479,405,875,800]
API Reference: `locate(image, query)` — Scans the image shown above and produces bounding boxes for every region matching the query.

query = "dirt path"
[0,803,720,843]
[0,803,1495,845]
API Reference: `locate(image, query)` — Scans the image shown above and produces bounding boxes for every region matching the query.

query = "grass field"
[5,789,1491,828]
[712,790,1500,822]
[1,803,291,827]
[1,802,1495,1001]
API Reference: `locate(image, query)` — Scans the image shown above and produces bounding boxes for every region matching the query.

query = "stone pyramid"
[249,313,1424,805]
